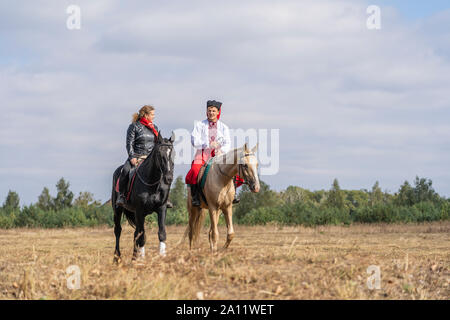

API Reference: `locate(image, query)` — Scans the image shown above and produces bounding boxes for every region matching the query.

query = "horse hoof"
[132,257,145,266]
[113,255,122,265]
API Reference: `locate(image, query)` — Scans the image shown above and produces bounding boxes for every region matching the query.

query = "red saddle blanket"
[115,162,143,202]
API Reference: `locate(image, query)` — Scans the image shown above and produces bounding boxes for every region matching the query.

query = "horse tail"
[177,208,204,245]
[178,225,189,246]
[188,207,206,247]
[123,210,136,229]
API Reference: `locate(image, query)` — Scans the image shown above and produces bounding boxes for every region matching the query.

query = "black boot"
[190,184,201,207]
[116,164,130,206]
[232,178,240,204]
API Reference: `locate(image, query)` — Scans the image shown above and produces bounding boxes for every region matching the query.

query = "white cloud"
[1,0,450,204]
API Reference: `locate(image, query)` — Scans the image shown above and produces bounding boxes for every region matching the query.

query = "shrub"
[165,208,189,225]
[237,201,351,227]
[239,207,282,225]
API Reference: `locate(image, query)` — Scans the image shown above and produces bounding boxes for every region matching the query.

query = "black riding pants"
[119,160,133,193]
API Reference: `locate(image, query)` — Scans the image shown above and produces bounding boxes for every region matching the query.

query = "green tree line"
[0,176,448,228]
[235,177,449,226]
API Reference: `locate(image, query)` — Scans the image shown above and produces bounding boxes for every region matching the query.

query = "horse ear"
[244,142,248,152]
[251,143,258,153]
[169,131,175,143]
[157,131,162,143]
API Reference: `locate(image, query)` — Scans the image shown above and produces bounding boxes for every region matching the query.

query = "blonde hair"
[132,105,155,123]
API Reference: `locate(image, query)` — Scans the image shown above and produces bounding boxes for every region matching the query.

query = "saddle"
[196,158,214,205]
[115,156,147,203]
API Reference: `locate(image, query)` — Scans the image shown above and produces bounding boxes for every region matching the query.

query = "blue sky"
[1,0,450,206]
[375,0,449,19]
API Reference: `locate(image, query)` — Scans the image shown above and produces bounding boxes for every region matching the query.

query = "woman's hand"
[130,158,138,166]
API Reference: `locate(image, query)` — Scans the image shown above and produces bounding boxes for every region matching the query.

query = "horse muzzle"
[249,181,260,193]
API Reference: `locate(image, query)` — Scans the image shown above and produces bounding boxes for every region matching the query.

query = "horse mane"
[213,146,245,165]
[141,135,164,166]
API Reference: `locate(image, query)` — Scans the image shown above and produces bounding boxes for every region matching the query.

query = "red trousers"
[185,149,244,187]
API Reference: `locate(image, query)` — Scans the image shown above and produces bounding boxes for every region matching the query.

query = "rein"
[215,152,255,185]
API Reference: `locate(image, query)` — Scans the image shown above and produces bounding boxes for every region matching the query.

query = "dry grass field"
[0,222,449,300]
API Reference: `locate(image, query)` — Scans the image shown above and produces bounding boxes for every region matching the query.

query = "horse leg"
[157,206,167,256]
[208,208,220,252]
[113,206,123,264]
[222,205,235,249]
[132,209,146,263]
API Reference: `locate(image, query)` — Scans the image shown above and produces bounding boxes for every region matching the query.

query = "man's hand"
[130,158,138,166]
[209,141,219,149]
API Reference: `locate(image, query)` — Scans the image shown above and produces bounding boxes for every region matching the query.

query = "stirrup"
[116,193,126,206]
[192,195,201,207]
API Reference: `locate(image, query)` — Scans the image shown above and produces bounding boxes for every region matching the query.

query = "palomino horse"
[111,132,175,264]
[187,143,260,251]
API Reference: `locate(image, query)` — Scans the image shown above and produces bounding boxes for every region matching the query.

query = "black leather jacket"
[126,121,158,160]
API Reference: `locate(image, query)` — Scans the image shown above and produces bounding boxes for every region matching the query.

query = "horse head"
[239,143,260,193]
[154,131,175,183]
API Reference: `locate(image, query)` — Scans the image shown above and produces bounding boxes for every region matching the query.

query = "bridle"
[216,152,257,186]
[135,142,174,187]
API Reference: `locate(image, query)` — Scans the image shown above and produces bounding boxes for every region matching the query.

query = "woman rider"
[185,100,242,206]
[116,105,172,207]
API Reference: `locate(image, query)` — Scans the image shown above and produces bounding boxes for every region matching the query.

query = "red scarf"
[139,117,158,138]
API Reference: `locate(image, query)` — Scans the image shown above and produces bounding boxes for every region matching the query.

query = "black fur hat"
[206,100,222,110]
